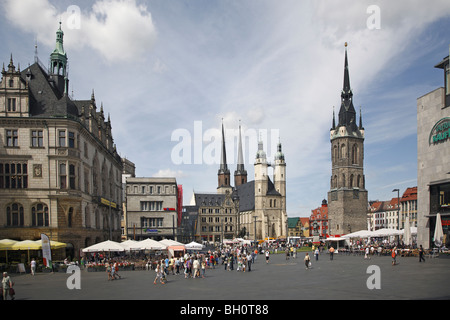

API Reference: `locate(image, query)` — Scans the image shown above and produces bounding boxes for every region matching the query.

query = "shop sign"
[429,117,450,145]
[144,229,162,234]
[98,197,117,209]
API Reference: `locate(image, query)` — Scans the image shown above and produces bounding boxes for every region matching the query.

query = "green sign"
[429,117,450,145]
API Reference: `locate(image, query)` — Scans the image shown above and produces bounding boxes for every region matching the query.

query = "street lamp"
[392,189,400,230]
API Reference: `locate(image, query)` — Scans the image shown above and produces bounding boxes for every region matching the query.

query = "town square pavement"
[10,251,450,302]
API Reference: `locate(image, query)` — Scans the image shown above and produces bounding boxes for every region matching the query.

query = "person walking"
[201,260,206,278]
[30,258,37,276]
[154,263,165,285]
[265,250,270,264]
[419,245,425,262]
[329,246,335,260]
[304,253,311,269]
[2,272,14,300]
[392,247,398,266]
[314,248,319,261]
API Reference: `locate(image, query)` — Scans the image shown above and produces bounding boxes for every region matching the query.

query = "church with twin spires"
[192,122,287,243]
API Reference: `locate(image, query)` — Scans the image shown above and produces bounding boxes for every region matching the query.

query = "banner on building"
[41,233,52,268]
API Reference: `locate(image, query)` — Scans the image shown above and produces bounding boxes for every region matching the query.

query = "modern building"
[125,177,179,241]
[327,43,368,236]
[0,24,123,259]
[417,45,450,249]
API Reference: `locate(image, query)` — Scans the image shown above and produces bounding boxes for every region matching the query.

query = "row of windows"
[331,174,363,189]
[201,217,234,223]
[129,185,177,195]
[201,225,234,232]
[0,163,28,189]
[332,143,360,164]
[200,208,234,214]
[6,203,49,227]
[140,201,163,211]
[141,218,163,228]
[3,129,76,148]
[0,160,119,204]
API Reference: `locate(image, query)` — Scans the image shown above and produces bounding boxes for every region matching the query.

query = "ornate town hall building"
[0,24,123,258]
[327,44,368,235]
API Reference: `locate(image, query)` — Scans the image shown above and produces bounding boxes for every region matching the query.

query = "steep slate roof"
[194,193,226,207]
[21,62,79,118]
[235,180,255,212]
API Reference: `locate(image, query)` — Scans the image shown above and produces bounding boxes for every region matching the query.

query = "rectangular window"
[7,98,16,112]
[68,131,75,148]
[0,162,27,189]
[60,163,67,189]
[140,201,163,211]
[6,129,18,147]
[58,130,66,147]
[31,130,44,147]
[69,164,76,189]
[141,218,163,228]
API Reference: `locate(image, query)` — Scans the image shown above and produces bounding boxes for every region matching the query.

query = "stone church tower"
[327,44,368,235]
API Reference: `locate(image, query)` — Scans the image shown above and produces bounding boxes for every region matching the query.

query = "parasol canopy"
[11,240,43,250]
[0,239,18,250]
[82,240,125,253]
[130,239,167,250]
[434,213,444,247]
[185,241,204,250]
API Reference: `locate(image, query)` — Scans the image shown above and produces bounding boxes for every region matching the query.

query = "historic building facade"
[0,24,123,258]
[327,44,368,235]
[193,122,287,243]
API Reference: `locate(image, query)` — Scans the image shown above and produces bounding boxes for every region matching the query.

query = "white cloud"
[153,169,187,179]
[2,0,157,63]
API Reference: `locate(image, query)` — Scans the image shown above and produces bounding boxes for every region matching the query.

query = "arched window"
[6,203,24,226]
[352,144,358,164]
[32,203,49,226]
[341,144,346,159]
[342,174,346,188]
[350,174,354,188]
[357,175,362,188]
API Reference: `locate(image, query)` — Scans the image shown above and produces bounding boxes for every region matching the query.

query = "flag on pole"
[41,233,52,268]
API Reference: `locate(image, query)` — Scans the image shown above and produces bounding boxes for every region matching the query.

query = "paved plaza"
[9,251,450,301]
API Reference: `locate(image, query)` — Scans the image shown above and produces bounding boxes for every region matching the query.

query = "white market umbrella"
[119,240,138,251]
[159,239,184,247]
[131,239,167,250]
[82,240,125,253]
[185,241,204,250]
[371,228,402,237]
[434,213,444,247]
[341,230,372,239]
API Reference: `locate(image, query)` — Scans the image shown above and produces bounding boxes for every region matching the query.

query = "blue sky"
[1,0,450,217]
